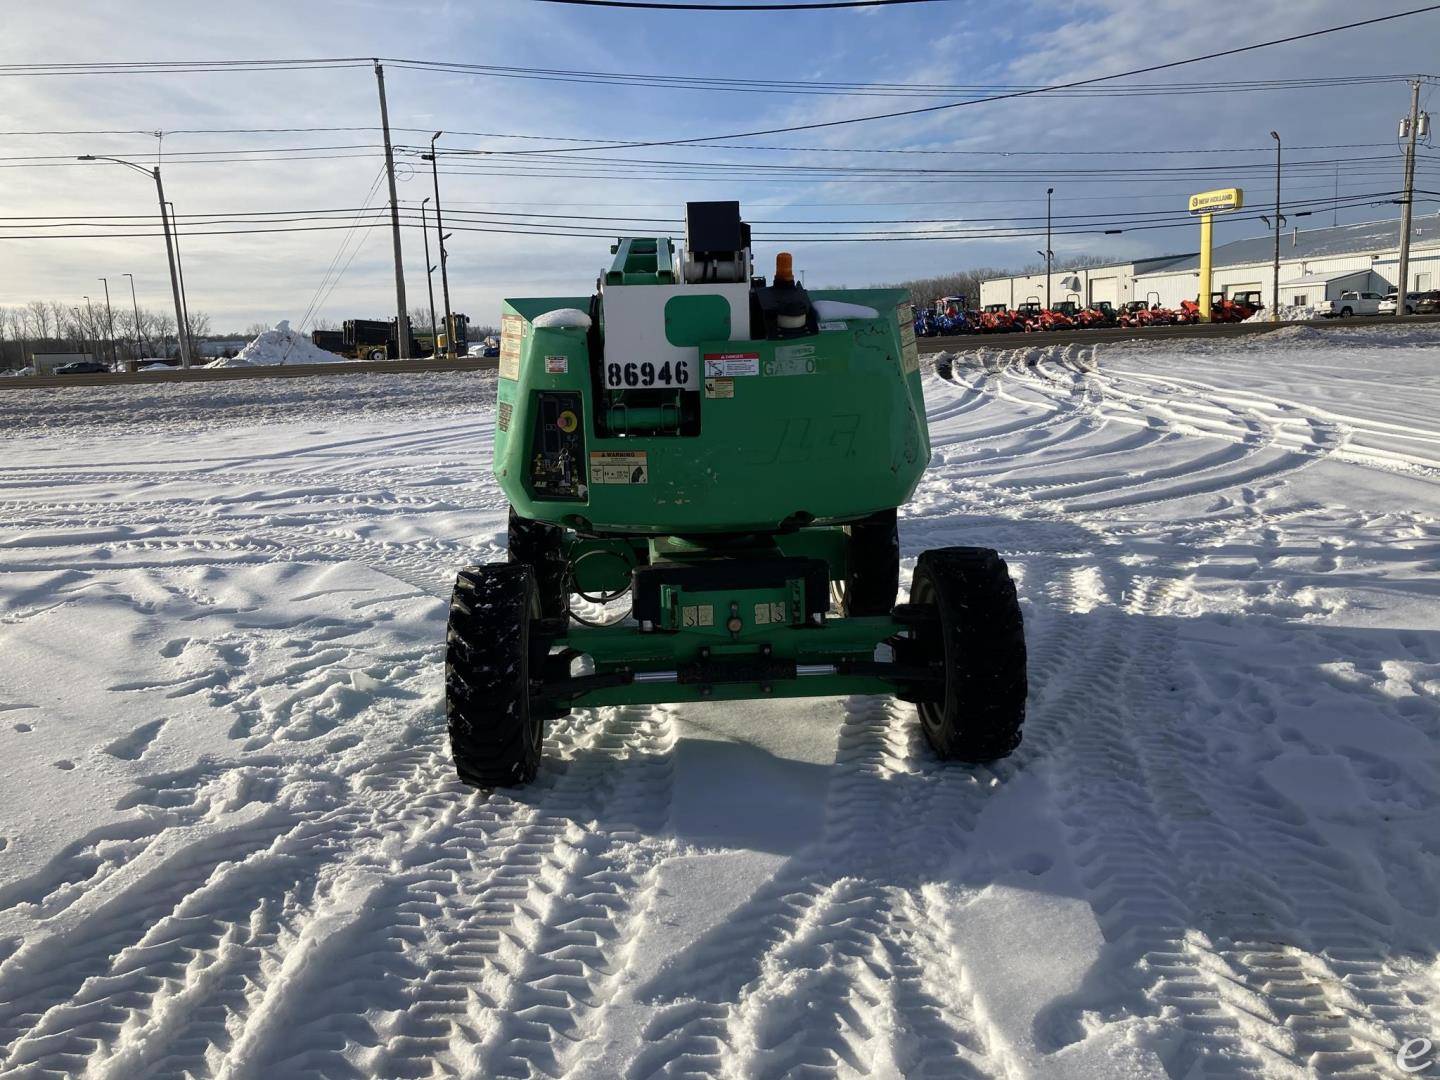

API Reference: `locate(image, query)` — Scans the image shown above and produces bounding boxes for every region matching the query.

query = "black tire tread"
[507,507,567,619]
[912,546,1027,763]
[446,563,540,787]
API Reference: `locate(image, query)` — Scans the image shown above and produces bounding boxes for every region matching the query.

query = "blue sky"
[1,0,1437,330]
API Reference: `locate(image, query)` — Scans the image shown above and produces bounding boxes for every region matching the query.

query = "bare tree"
[25,301,53,341]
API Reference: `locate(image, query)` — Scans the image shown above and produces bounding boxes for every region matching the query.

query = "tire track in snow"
[0,701,677,1078]
[629,558,1119,1079]
[1045,572,1433,1077]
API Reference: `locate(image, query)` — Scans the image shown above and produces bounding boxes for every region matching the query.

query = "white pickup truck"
[1314,290,1386,318]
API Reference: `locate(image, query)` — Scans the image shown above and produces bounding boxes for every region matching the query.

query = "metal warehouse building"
[979,212,1440,311]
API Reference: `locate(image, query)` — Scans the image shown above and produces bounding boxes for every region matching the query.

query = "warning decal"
[589,450,649,485]
[499,313,526,381]
[544,355,568,374]
[704,378,734,398]
[703,352,760,378]
[898,305,919,374]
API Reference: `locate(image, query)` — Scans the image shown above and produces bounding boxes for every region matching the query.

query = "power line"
[0,188,1392,230]
[0,192,1421,242]
[533,0,948,9]
[482,9,1440,153]
[0,126,1404,157]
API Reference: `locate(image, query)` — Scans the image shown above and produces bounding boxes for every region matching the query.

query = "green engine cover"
[494,285,929,535]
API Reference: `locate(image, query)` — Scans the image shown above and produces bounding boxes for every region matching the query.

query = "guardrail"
[0,355,499,391]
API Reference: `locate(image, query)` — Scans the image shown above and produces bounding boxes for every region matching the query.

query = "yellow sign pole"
[1188,188,1242,325]
[1198,212,1213,323]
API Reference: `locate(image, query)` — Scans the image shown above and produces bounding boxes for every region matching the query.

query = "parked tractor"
[1075,301,1118,329]
[445,201,1028,787]
[1214,291,1261,322]
[1014,302,1073,332]
[979,303,1021,333]
[929,296,973,336]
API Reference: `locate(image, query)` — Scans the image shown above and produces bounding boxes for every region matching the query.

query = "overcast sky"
[1,0,1437,332]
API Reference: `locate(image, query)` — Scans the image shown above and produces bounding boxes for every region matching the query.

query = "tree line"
[0,300,213,369]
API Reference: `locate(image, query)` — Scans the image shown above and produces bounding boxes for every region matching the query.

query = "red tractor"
[1117,301,1154,327]
[1016,302,1075,332]
[1175,292,1262,324]
[979,303,1021,333]
[1213,291,1262,322]
[1075,300,1118,328]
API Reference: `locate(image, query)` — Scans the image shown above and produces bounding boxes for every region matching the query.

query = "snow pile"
[533,308,591,330]
[1244,304,1317,323]
[208,320,341,368]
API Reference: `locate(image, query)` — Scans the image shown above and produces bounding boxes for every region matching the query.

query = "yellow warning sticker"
[705,378,734,398]
[589,450,648,485]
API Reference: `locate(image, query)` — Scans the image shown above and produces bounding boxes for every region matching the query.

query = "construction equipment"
[340,317,421,361]
[445,201,1028,787]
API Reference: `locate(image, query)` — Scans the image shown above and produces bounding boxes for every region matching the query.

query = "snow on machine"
[445,201,1028,786]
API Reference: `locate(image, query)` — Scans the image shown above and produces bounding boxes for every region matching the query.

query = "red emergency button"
[556,410,578,433]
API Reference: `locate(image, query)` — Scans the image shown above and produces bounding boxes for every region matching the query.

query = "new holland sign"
[1189,187,1245,323]
[1189,187,1244,214]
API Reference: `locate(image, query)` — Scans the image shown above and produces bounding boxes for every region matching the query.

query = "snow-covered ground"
[1,326,1438,1078]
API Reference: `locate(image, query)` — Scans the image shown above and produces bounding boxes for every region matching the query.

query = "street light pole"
[76,155,192,367]
[426,132,456,357]
[1046,187,1054,310]
[420,197,439,354]
[122,272,142,360]
[1270,131,1282,324]
[81,296,94,359]
[99,277,117,370]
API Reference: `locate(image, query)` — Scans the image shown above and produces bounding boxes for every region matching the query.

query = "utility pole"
[421,198,439,353]
[99,277,117,370]
[1270,131,1282,323]
[81,297,94,359]
[1396,79,1423,318]
[374,61,410,358]
[152,168,192,367]
[166,201,193,350]
[123,272,142,360]
[1045,187,1054,310]
[426,131,456,357]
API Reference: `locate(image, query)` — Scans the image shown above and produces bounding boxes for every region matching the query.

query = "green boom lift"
[446,202,1027,786]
